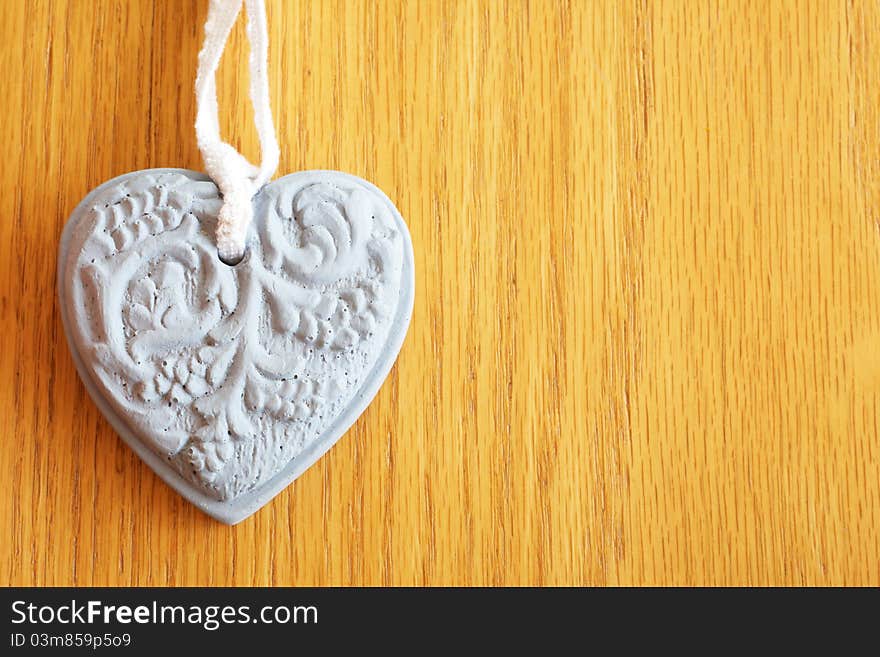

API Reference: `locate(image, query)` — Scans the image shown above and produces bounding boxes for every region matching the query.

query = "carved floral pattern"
[64,172,403,501]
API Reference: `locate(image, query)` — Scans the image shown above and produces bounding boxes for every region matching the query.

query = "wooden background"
[1,0,879,586]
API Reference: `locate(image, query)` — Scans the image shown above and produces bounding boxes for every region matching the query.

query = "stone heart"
[58,169,414,524]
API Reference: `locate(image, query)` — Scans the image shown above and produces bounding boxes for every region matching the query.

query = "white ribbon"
[195,0,279,264]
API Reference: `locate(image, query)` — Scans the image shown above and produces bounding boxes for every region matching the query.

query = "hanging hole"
[218,248,247,267]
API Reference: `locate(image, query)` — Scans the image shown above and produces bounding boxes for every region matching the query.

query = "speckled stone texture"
[58,169,414,524]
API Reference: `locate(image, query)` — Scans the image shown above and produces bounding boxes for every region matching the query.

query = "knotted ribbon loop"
[195,0,279,264]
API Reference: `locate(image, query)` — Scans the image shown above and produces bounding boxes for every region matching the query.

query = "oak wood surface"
[2,0,879,586]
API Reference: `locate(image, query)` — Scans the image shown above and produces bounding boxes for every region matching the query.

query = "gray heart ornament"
[58,169,414,524]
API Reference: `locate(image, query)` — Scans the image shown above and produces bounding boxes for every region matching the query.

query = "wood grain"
[1,0,879,586]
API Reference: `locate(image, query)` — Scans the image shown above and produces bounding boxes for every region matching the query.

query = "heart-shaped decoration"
[58,168,414,523]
